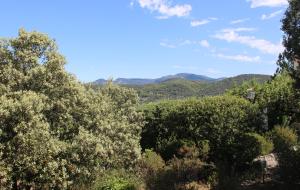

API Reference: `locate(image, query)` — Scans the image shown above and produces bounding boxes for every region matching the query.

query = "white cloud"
[208,17,218,21]
[216,53,261,62]
[223,28,256,32]
[160,42,176,48]
[161,39,210,48]
[179,40,193,45]
[247,0,288,8]
[261,10,283,20]
[214,28,283,55]
[137,0,192,19]
[230,18,250,25]
[190,17,218,27]
[190,19,210,27]
[200,40,210,48]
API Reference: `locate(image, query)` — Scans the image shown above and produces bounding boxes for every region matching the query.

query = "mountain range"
[94,73,220,85]
[93,73,271,103]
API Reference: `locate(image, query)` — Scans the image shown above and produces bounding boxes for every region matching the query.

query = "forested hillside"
[126,74,270,102]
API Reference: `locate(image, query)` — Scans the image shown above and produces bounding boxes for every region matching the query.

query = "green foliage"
[234,133,273,165]
[272,126,298,153]
[0,29,143,189]
[229,72,296,129]
[252,133,274,155]
[177,182,210,190]
[92,170,141,190]
[138,149,165,172]
[276,0,300,134]
[277,0,300,78]
[271,126,300,183]
[146,157,216,190]
[278,148,300,183]
[141,95,262,163]
[136,150,165,190]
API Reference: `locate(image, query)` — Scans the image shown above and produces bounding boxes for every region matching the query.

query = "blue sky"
[0,0,289,82]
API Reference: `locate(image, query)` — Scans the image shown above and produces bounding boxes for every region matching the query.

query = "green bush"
[136,150,164,190]
[235,133,273,164]
[141,96,262,162]
[92,170,142,190]
[271,126,300,183]
[272,126,298,153]
[158,139,201,161]
[229,72,296,129]
[176,181,210,190]
[146,157,216,190]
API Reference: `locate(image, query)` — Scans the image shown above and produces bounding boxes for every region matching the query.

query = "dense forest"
[0,0,300,190]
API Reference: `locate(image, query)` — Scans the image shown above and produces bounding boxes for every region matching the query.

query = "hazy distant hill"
[93,73,217,85]
[128,74,271,102]
[92,73,270,103]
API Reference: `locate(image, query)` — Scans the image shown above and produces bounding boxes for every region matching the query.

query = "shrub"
[271,126,300,183]
[176,181,210,190]
[158,139,201,161]
[136,149,165,181]
[272,126,298,153]
[147,157,217,190]
[92,170,142,190]
[235,133,273,164]
[141,96,262,162]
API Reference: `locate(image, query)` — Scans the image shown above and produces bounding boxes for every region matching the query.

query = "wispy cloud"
[247,0,288,8]
[213,28,283,55]
[200,40,210,48]
[160,41,176,48]
[216,53,261,62]
[137,0,192,19]
[261,10,284,20]
[190,17,218,27]
[222,28,256,32]
[191,19,210,27]
[230,18,250,25]
[209,17,218,21]
[161,39,211,49]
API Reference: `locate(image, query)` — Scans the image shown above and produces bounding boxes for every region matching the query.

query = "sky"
[0,0,289,82]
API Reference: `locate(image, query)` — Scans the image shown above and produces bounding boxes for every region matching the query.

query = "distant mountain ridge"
[92,73,271,102]
[128,74,271,102]
[94,73,220,85]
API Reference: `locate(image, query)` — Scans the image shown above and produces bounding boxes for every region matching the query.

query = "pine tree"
[277,0,300,86]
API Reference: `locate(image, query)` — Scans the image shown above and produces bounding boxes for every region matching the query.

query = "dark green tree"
[277,0,300,84]
[276,0,300,127]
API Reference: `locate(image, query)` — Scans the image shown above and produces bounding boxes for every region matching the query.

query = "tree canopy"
[0,29,143,189]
